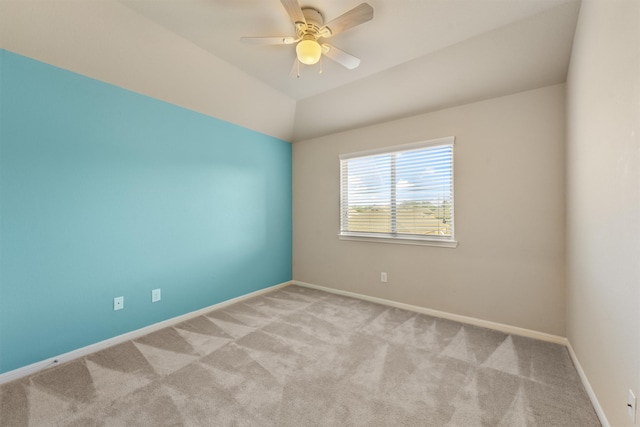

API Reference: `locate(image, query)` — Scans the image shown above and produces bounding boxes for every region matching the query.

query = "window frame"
[338,136,457,248]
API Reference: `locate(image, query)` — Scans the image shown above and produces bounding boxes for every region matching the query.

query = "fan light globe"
[296,39,322,65]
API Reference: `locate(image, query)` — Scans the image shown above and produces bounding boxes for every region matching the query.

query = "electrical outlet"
[113,296,124,311]
[381,272,388,283]
[152,288,161,303]
[629,389,636,423]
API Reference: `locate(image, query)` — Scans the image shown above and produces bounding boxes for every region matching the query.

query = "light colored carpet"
[1,285,600,426]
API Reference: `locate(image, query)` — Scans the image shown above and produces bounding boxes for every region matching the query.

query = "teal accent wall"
[0,50,292,374]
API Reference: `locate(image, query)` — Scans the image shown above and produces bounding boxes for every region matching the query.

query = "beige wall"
[293,84,566,336]
[566,0,640,425]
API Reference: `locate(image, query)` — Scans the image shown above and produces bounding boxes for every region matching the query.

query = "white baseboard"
[0,281,292,385]
[292,280,567,345]
[566,341,610,427]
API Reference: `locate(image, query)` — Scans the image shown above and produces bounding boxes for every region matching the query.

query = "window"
[339,137,456,247]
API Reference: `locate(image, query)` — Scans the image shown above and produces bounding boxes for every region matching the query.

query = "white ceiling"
[293,1,580,140]
[119,0,580,100]
[4,0,576,141]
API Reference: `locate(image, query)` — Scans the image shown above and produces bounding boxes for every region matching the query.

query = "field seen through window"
[346,201,452,236]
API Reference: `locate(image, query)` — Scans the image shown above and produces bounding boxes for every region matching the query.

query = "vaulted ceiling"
[0,0,580,141]
[120,0,581,140]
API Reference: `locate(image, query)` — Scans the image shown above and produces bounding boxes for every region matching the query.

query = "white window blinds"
[340,137,455,244]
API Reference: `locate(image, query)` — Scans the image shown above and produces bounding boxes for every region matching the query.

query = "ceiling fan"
[241,0,374,75]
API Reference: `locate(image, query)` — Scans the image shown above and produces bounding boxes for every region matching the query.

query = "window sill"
[338,233,458,248]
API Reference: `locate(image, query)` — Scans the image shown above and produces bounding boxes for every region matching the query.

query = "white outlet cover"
[114,296,124,311]
[152,288,161,303]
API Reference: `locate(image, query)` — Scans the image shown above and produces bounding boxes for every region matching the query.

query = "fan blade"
[241,36,297,45]
[320,3,373,37]
[280,0,306,25]
[321,44,361,70]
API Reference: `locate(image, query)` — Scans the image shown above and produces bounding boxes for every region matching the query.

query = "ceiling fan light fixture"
[296,38,322,65]
[241,1,373,73]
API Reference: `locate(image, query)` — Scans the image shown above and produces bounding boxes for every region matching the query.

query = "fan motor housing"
[297,8,324,38]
